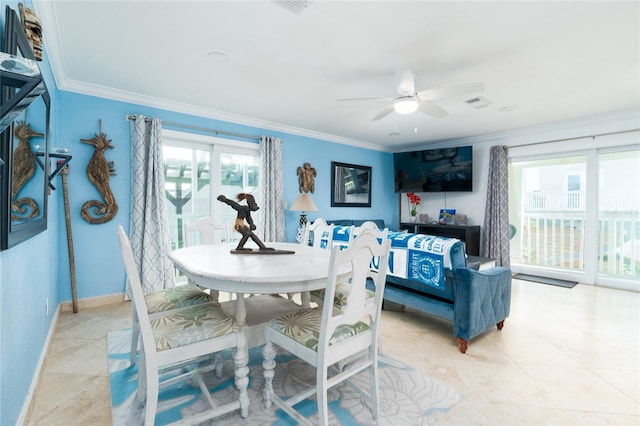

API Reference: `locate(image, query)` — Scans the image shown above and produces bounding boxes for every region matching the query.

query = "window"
[162,130,259,251]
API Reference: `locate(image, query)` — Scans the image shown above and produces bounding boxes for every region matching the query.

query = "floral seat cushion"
[267,308,370,352]
[310,282,375,307]
[151,303,239,352]
[144,284,213,314]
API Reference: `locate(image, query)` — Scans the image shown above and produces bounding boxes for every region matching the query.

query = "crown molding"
[59,77,388,151]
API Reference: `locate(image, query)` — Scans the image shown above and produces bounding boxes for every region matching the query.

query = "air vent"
[465,96,491,109]
[273,0,312,15]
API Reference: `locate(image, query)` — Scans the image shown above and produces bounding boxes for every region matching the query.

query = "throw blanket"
[384,231,459,290]
[331,227,459,290]
[332,225,352,249]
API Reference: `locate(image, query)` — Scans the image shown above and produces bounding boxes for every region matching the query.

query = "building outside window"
[161,129,259,252]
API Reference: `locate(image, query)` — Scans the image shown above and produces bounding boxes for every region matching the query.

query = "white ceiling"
[34,1,639,152]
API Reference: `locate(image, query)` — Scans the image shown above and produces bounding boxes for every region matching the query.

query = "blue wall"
[1,1,60,423]
[54,91,396,302]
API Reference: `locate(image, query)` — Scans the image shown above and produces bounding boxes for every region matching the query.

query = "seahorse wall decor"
[11,120,43,220]
[80,131,118,224]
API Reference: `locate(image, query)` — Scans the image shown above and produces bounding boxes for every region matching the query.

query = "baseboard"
[60,293,126,312]
[18,304,61,425]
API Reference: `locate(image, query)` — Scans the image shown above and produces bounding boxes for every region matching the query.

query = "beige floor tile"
[24,280,640,425]
[27,372,111,426]
[45,337,107,377]
[520,364,639,414]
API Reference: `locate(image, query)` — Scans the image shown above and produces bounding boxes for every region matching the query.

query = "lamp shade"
[289,193,318,212]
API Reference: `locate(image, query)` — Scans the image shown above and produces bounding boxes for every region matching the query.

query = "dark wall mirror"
[331,161,372,207]
[1,6,49,250]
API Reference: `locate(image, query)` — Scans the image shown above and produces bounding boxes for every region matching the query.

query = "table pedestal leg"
[234,293,247,326]
[301,291,311,309]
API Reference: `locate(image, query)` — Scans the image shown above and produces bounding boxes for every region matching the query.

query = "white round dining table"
[169,242,349,328]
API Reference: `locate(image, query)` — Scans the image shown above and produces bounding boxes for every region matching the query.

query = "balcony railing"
[516,191,639,279]
[525,190,640,212]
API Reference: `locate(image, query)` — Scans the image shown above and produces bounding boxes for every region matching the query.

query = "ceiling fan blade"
[418,101,449,118]
[417,82,485,101]
[394,69,415,96]
[372,107,395,121]
[337,96,393,102]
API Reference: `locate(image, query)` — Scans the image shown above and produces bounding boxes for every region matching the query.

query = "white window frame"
[161,128,259,236]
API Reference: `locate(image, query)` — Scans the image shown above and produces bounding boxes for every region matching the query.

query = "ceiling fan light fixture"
[394,98,419,114]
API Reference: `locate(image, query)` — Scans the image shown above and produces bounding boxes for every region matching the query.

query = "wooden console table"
[399,223,481,256]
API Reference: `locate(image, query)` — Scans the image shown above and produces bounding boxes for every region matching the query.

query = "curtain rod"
[125,115,260,141]
[508,128,640,149]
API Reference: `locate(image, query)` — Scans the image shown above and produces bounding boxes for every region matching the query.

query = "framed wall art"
[330,161,371,207]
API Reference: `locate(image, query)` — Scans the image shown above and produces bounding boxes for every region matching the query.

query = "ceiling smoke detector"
[273,0,312,15]
[465,96,491,109]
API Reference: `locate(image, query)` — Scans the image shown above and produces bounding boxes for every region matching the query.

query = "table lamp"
[289,193,318,226]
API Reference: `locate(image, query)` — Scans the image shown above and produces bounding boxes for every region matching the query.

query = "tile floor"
[25,279,639,425]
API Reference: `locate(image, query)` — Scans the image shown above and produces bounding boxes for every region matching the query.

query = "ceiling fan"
[338,69,485,121]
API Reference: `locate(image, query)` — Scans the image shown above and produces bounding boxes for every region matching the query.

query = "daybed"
[324,219,512,353]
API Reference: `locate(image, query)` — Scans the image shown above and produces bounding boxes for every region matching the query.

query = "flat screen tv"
[394,146,473,192]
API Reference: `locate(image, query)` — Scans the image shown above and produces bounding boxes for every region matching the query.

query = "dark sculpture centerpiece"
[218,193,293,255]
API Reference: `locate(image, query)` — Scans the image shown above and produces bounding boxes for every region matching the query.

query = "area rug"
[108,328,461,425]
[513,273,578,288]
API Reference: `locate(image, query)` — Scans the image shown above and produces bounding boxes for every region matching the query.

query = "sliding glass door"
[161,131,259,251]
[509,155,587,272]
[509,147,639,289]
[597,150,640,280]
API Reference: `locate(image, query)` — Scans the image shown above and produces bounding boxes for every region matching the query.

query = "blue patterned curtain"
[481,145,510,267]
[128,115,174,293]
[258,136,285,242]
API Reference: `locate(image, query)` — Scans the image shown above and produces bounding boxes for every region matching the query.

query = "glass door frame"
[161,129,259,248]
[508,138,639,292]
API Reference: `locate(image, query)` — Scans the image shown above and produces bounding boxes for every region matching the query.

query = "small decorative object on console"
[407,192,421,220]
[454,214,468,225]
[439,208,456,225]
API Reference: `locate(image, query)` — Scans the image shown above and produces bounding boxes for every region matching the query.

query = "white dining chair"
[184,217,229,245]
[292,218,335,307]
[353,221,388,241]
[128,220,215,366]
[307,218,334,249]
[262,232,391,425]
[298,221,310,246]
[117,226,249,425]
[129,283,215,366]
[184,217,230,302]
[311,222,389,309]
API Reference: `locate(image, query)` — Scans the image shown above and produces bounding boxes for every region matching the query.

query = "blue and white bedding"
[330,227,459,290]
[384,231,459,289]
[332,225,352,249]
